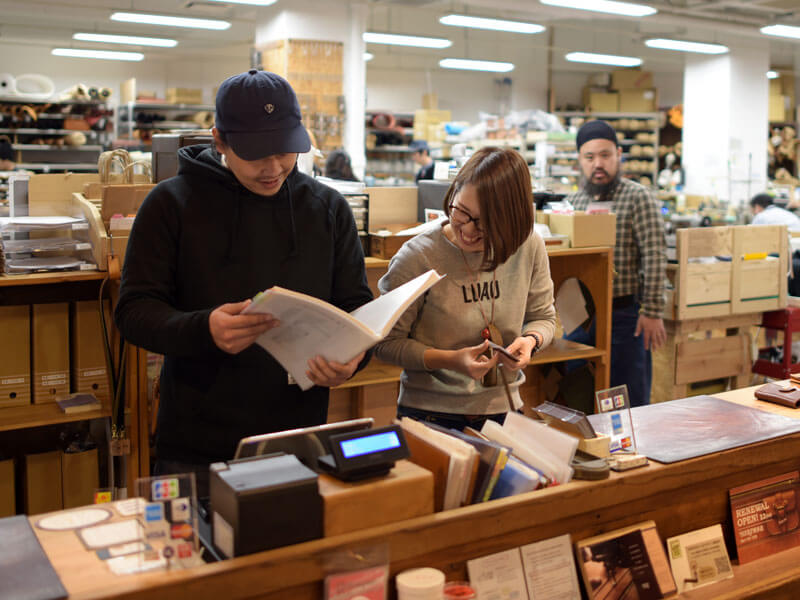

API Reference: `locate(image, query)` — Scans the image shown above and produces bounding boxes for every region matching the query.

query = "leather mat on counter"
[588,395,800,464]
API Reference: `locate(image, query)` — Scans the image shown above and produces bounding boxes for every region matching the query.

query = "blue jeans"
[397,405,510,431]
[564,303,651,407]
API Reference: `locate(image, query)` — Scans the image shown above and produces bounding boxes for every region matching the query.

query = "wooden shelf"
[0,271,105,287]
[0,403,110,432]
[530,339,603,365]
[335,359,402,389]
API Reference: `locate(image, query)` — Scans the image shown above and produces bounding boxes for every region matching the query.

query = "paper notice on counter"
[467,548,529,600]
[521,534,580,599]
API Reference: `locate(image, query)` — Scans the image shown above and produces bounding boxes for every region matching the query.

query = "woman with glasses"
[373,146,556,430]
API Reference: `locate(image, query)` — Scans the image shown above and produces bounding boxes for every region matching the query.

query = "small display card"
[594,384,637,454]
[520,534,580,599]
[133,473,202,571]
[667,524,733,593]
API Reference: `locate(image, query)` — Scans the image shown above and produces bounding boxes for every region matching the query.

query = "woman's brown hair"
[442,146,534,271]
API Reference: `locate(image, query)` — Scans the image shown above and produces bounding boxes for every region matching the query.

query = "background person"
[374,147,556,430]
[324,148,359,181]
[410,139,435,182]
[564,120,667,407]
[115,70,373,495]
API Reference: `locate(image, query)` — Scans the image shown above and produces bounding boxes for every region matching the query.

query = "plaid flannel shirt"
[565,177,666,318]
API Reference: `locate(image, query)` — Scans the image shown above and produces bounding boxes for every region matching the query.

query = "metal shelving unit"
[115,101,214,149]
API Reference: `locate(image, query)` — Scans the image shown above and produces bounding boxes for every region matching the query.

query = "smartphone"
[487,340,518,362]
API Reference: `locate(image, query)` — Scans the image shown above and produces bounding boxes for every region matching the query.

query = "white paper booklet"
[244,269,443,390]
[521,534,581,600]
[467,548,529,600]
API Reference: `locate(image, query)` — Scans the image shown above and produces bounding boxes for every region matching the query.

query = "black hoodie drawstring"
[285,174,298,259]
[226,186,241,260]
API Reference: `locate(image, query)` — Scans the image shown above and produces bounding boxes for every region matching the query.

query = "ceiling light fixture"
[364,52,374,61]
[439,58,514,72]
[363,32,452,49]
[439,14,545,34]
[767,70,779,79]
[761,24,800,40]
[111,12,231,30]
[52,48,144,61]
[73,33,178,47]
[540,0,656,17]
[566,52,642,67]
[205,0,276,4]
[645,38,728,54]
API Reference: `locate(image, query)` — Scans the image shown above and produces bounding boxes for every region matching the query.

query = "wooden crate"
[665,225,788,320]
[731,225,788,314]
[652,313,759,404]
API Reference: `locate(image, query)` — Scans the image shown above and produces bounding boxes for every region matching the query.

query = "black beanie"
[576,120,618,151]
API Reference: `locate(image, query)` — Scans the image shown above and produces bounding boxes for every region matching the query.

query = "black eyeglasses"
[449,202,481,230]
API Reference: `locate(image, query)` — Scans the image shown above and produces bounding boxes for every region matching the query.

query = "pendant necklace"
[460,249,501,386]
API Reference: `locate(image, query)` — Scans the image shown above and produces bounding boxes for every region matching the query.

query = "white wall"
[0,42,249,105]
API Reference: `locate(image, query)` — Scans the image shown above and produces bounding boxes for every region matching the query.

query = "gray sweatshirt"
[374,222,556,415]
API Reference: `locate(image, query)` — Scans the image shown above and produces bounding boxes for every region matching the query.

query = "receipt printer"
[209,452,323,557]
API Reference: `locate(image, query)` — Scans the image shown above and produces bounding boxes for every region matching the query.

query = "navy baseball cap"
[215,69,311,160]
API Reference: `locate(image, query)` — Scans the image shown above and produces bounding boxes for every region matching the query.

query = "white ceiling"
[0,0,798,69]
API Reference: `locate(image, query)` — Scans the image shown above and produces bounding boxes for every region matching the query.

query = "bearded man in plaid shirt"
[564,120,667,406]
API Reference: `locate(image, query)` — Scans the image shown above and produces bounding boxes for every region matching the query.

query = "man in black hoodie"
[115,70,373,494]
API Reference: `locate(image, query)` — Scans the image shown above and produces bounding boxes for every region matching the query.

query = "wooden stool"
[753,307,800,379]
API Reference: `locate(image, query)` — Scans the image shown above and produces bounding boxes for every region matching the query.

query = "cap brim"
[226,124,311,161]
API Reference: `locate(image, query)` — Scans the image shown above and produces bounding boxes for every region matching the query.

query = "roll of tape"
[14,73,55,100]
[0,73,16,96]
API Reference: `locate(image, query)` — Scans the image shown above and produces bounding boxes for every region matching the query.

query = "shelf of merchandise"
[365,111,415,183]
[0,270,144,493]
[0,98,113,173]
[555,112,660,187]
[115,101,215,149]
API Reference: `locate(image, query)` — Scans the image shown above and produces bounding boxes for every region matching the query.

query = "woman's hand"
[497,336,536,373]
[424,341,499,380]
[306,352,365,388]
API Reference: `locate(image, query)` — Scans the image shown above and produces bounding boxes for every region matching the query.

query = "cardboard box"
[770,94,789,122]
[166,87,203,104]
[318,460,433,536]
[369,224,419,259]
[32,303,70,404]
[25,451,62,515]
[586,91,619,113]
[0,305,31,408]
[100,184,155,229]
[548,212,617,248]
[62,449,99,509]
[70,300,111,405]
[611,69,654,90]
[618,88,658,113]
[0,458,14,517]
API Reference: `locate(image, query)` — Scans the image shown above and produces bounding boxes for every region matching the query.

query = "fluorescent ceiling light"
[768,70,779,79]
[566,52,642,67]
[761,24,800,40]
[645,38,728,54]
[364,52,374,61]
[73,33,178,48]
[439,14,545,34]
[363,32,452,49]
[439,58,514,72]
[52,48,144,61]
[205,0,276,4]
[541,0,656,17]
[111,12,231,30]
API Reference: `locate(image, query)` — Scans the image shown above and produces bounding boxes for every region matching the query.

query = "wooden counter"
[29,383,800,599]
